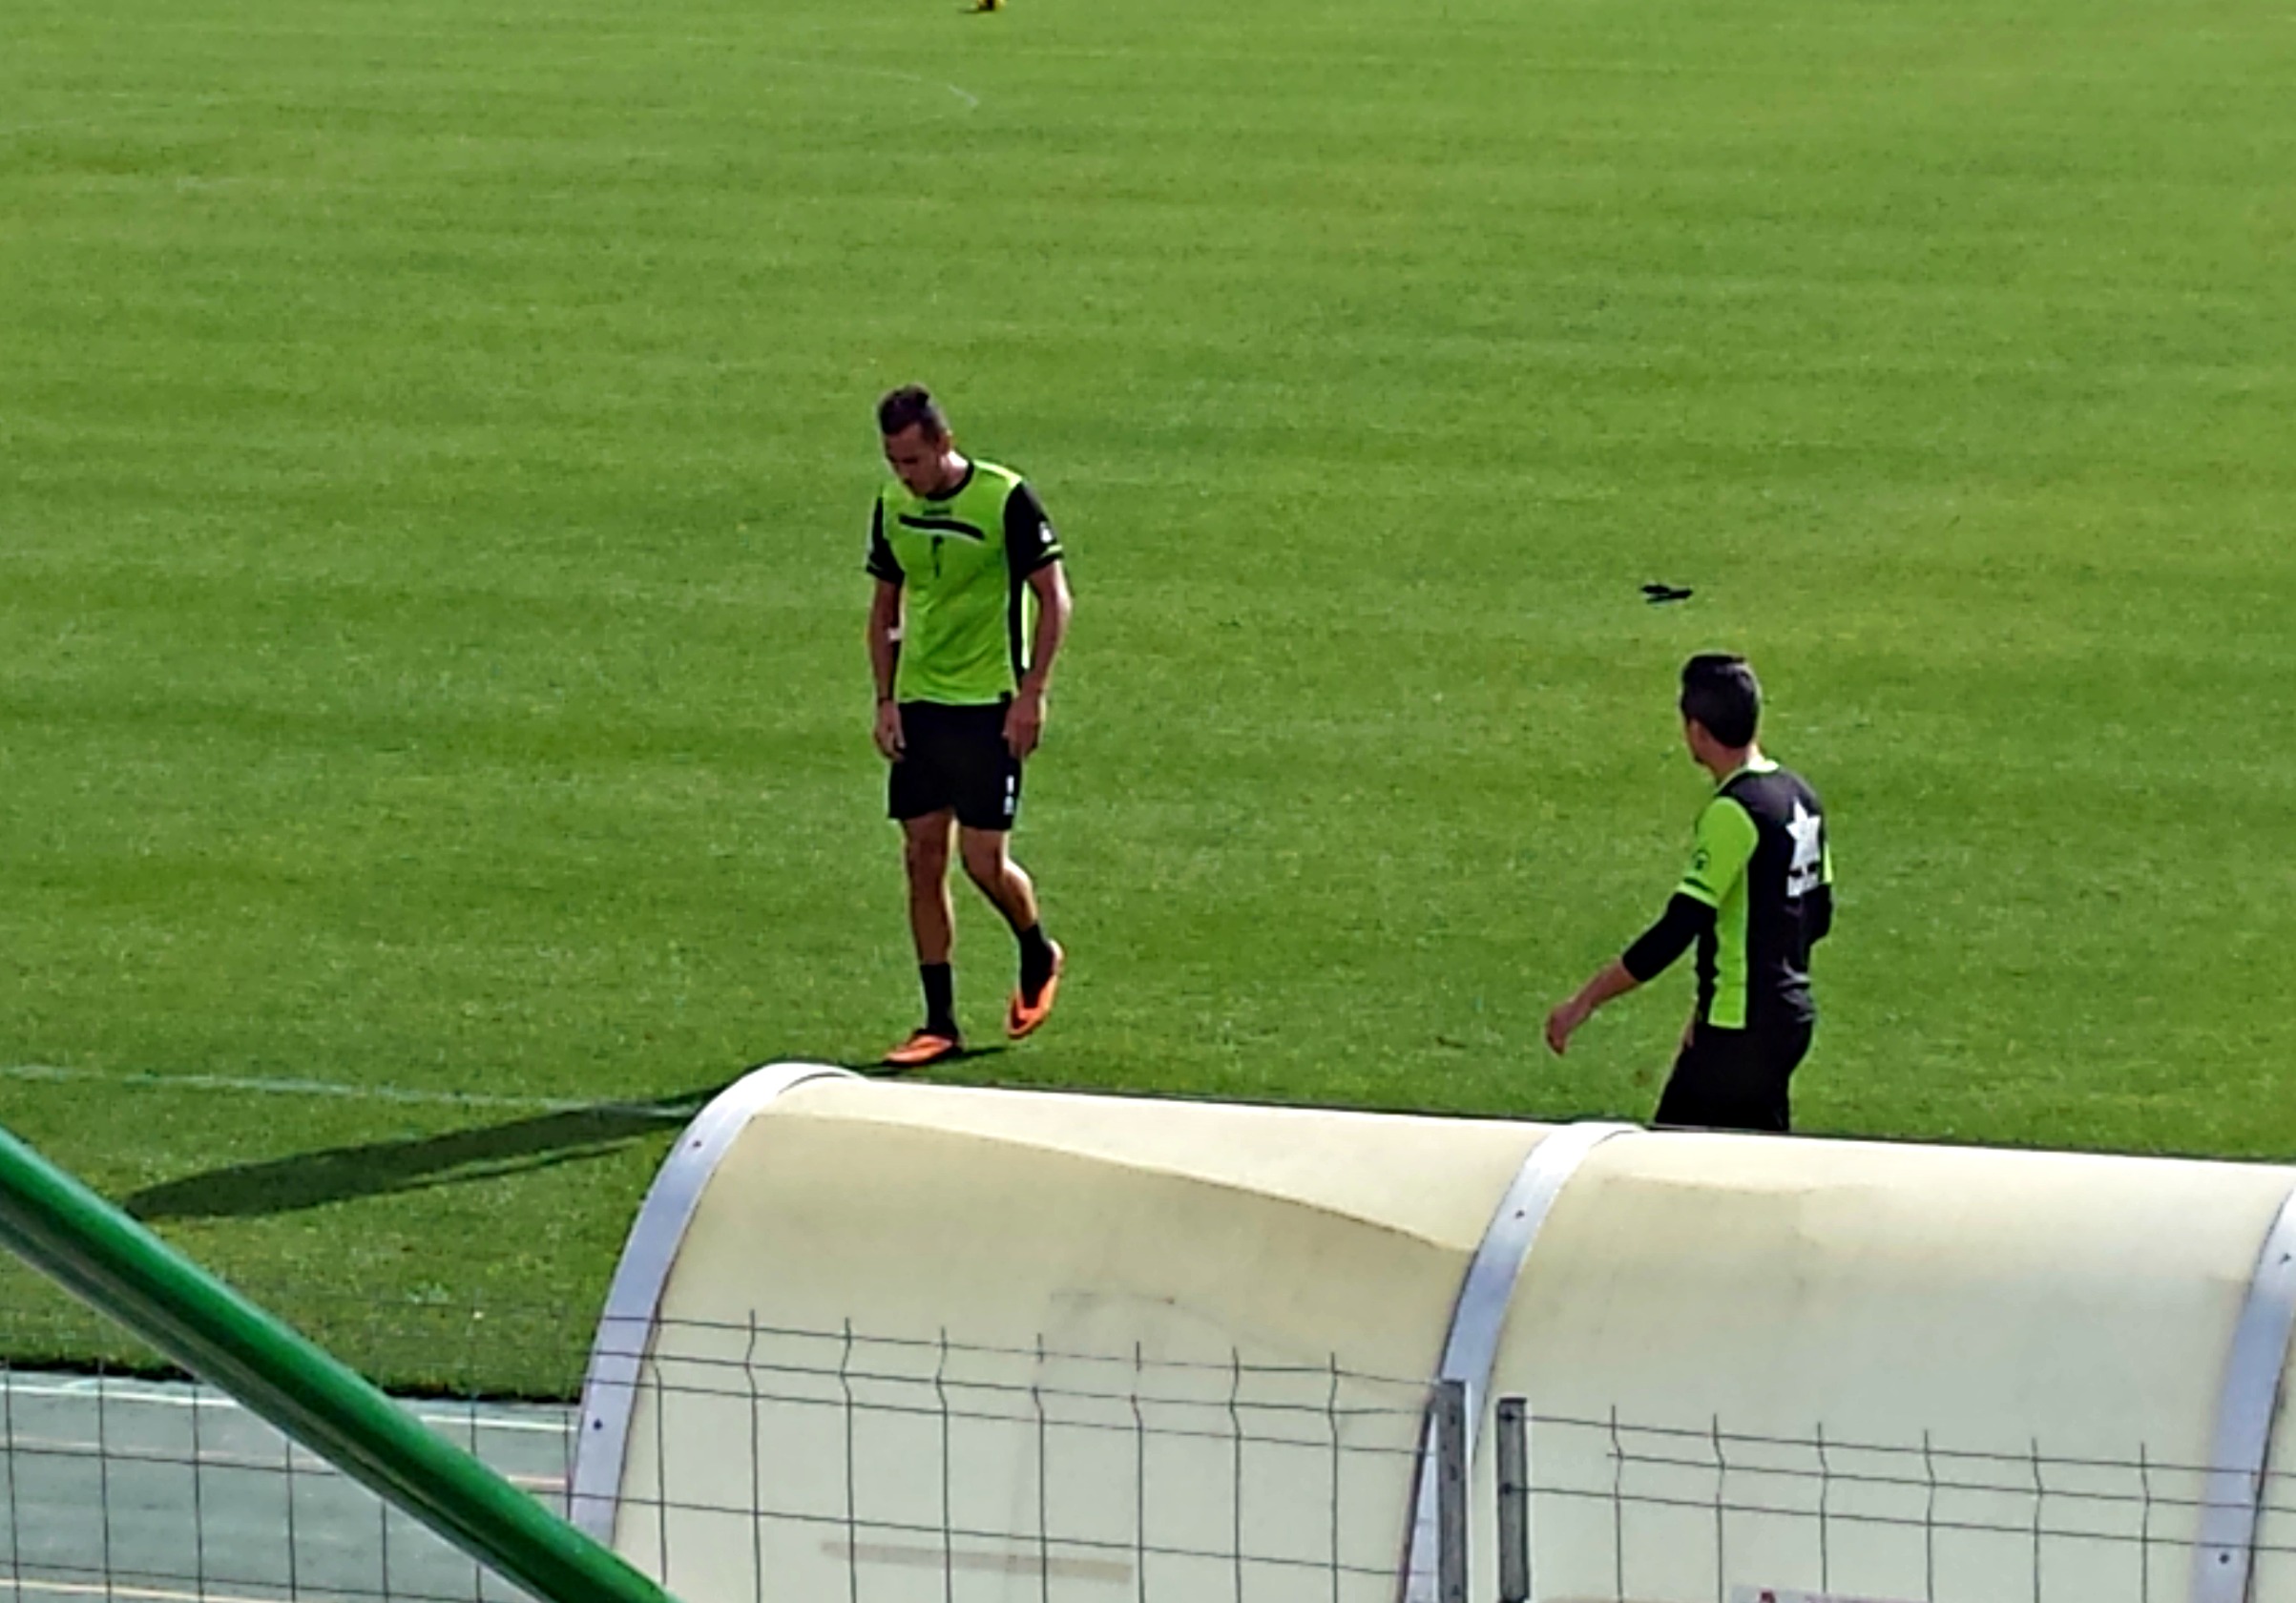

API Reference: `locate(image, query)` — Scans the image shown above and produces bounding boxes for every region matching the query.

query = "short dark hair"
[877,385,950,440]
[1680,654,1762,747]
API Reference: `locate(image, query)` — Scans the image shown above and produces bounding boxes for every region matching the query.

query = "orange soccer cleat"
[882,1028,963,1070]
[1005,942,1066,1041]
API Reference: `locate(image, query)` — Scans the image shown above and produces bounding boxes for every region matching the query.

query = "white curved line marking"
[750,55,980,111]
[870,70,981,112]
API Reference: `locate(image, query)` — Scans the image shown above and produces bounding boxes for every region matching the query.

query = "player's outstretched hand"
[1004,688,1045,759]
[873,700,906,760]
[1544,998,1587,1056]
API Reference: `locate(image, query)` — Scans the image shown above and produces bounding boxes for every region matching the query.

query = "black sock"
[920,964,956,1035]
[1015,925,1054,993]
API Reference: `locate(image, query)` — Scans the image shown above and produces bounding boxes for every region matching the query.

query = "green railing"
[0,1122,677,1603]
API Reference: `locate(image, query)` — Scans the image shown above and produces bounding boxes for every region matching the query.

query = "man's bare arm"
[868,578,904,759]
[1544,894,1717,1054]
[1544,961,1642,1055]
[1005,560,1072,759]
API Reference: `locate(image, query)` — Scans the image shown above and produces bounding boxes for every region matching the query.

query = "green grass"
[3,0,2293,1391]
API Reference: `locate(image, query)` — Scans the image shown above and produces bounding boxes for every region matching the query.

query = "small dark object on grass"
[1641,583,1695,605]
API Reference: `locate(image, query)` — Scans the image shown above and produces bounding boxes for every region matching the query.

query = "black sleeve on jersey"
[1003,482,1065,577]
[1806,884,1834,945]
[866,500,904,584]
[1622,893,1717,984]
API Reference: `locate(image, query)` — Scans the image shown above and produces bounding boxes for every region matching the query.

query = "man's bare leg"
[884,811,962,1066]
[960,826,1063,1036]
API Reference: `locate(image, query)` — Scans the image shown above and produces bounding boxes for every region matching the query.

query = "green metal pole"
[0,1123,677,1603]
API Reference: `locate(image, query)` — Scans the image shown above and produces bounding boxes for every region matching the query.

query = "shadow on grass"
[123,1050,1016,1222]
[842,1042,1010,1076]
[123,1085,728,1222]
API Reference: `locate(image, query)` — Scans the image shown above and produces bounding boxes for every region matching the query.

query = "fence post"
[1496,1396,1529,1603]
[1435,1379,1470,1603]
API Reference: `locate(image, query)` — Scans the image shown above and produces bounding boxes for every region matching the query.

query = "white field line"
[0,49,978,129]
[0,1375,574,1437]
[0,94,242,141]
[829,62,981,111]
[12,1581,294,1603]
[0,1062,691,1120]
[1,1430,568,1492]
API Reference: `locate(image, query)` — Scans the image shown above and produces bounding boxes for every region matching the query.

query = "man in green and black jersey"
[1544,655,1834,1132]
[866,385,1074,1069]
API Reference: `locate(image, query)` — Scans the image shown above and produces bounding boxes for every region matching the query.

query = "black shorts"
[887,699,1022,831]
[1653,1017,1813,1134]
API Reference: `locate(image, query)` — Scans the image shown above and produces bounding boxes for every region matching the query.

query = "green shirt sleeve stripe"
[1678,796,1759,908]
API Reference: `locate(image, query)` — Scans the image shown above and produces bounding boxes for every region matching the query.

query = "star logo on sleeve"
[1785,800,1825,897]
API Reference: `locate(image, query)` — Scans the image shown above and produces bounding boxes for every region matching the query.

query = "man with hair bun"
[1544,654,1834,1132]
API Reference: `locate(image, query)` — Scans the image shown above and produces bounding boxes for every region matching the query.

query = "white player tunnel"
[568,1065,2296,1603]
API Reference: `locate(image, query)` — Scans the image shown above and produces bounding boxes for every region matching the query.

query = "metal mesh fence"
[0,1358,575,1603]
[0,1265,582,1603]
[1499,1405,2296,1603]
[577,1310,2296,1603]
[587,1316,1435,1603]
[9,1274,2296,1603]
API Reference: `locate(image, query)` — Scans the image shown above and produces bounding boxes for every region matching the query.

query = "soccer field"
[3,0,2293,1388]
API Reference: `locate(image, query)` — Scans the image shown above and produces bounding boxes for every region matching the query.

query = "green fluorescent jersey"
[1677,759,1834,1030]
[866,460,1063,706]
